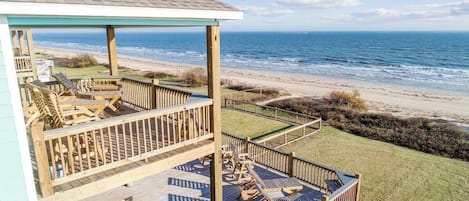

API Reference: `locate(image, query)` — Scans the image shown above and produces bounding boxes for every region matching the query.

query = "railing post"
[321,195,329,201]
[152,79,159,109]
[31,122,54,197]
[288,152,295,177]
[245,137,250,154]
[355,173,361,201]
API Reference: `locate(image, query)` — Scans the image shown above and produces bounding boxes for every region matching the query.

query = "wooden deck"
[82,160,325,201]
[35,100,215,200]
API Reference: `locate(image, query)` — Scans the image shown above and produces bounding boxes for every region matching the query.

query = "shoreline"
[36,46,469,124]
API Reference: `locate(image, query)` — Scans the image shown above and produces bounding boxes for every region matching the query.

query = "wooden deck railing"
[19,77,192,109]
[32,98,213,197]
[14,56,33,72]
[221,132,361,201]
[120,78,192,110]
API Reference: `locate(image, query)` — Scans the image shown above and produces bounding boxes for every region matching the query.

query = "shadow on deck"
[83,160,325,201]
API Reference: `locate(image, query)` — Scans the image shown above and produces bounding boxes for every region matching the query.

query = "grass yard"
[281,126,469,201]
[221,109,291,139]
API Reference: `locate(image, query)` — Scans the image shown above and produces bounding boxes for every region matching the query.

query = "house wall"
[0,16,37,201]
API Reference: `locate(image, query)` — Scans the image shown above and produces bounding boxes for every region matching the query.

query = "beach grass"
[280,126,469,201]
[221,108,291,138]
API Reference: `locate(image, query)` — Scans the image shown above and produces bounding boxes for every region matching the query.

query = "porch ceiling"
[0,0,243,27]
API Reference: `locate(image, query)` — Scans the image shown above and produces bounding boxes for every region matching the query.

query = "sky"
[220,0,469,31]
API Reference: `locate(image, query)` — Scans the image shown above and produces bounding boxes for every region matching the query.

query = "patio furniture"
[239,166,304,201]
[230,143,253,183]
[53,72,121,112]
[198,144,234,166]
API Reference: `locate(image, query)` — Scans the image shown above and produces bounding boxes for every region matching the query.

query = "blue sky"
[221,0,469,31]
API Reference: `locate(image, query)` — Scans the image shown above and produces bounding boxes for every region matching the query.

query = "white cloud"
[276,0,362,9]
[240,6,293,17]
[330,1,469,22]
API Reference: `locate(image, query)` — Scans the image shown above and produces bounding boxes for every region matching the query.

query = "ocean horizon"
[34,31,469,95]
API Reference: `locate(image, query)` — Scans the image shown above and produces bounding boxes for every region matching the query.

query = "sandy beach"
[36,47,469,125]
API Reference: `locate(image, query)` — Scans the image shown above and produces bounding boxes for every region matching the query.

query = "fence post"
[152,79,159,109]
[31,122,54,197]
[245,137,250,154]
[288,152,295,177]
[355,173,362,201]
[321,195,329,201]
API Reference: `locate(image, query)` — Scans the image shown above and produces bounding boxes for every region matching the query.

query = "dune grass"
[280,126,469,201]
[221,109,291,139]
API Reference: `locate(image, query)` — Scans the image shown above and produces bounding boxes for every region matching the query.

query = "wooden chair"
[230,143,253,183]
[239,166,304,201]
[30,80,108,117]
[198,144,234,166]
[26,84,105,174]
[53,72,121,112]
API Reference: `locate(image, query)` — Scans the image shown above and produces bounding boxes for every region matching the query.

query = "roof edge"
[0,2,243,20]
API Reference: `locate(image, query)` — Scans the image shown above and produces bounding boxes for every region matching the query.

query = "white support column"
[0,16,37,201]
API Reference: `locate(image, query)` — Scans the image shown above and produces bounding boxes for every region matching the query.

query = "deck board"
[81,160,325,201]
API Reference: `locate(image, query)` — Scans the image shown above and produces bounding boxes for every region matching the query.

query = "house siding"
[0,31,31,201]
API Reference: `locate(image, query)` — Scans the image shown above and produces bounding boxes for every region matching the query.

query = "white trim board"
[0,2,243,20]
[0,15,38,201]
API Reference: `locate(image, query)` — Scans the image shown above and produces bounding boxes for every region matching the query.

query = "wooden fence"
[32,98,213,197]
[222,132,361,201]
[224,98,322,148]
[225,98,318,125]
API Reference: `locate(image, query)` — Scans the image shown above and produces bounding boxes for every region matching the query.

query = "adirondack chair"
[239,166,304,201]
[30,80,108,117]
[53,72,121,112]
[198,144,234,166]
[230,143,254,183]
[26,83,105,174]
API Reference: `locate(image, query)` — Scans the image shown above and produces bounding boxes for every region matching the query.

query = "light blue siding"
[0,40,30,201]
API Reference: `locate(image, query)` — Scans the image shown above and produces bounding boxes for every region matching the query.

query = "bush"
[268,97,469,161]
[183,68,207,87]
[54,54,99,68]
[142,71,175,79]
[324,90,368,111]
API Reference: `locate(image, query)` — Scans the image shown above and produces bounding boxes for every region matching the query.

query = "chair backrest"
[246,166,266,190]
[53,72,80,95]
[230,143,241,163]
[37,85,66,128]
[24,83,51,125]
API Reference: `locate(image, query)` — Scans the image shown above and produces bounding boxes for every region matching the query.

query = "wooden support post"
[245,137,250,154]
[26,29,38,79]
[11,30,19,56]
[207,25,222,201]
[355,173,361,201]
[106,26,118,76]
[288,152,295,177]
[31,122,54,197]
[18,30,26,55]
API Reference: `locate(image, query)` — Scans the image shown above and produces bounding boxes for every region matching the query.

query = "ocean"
[33,31,469,94]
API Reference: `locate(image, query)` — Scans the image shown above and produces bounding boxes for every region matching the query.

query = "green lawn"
[280,126,469,201]
[221,109,291,139]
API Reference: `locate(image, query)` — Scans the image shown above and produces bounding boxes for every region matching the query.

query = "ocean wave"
[36,40,469,93]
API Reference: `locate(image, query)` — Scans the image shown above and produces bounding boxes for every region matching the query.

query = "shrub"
[183,68,207,87]
[268,97,469,161]
[66,54,99,68]
[324,90,368,111]
[143,71,175,79]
